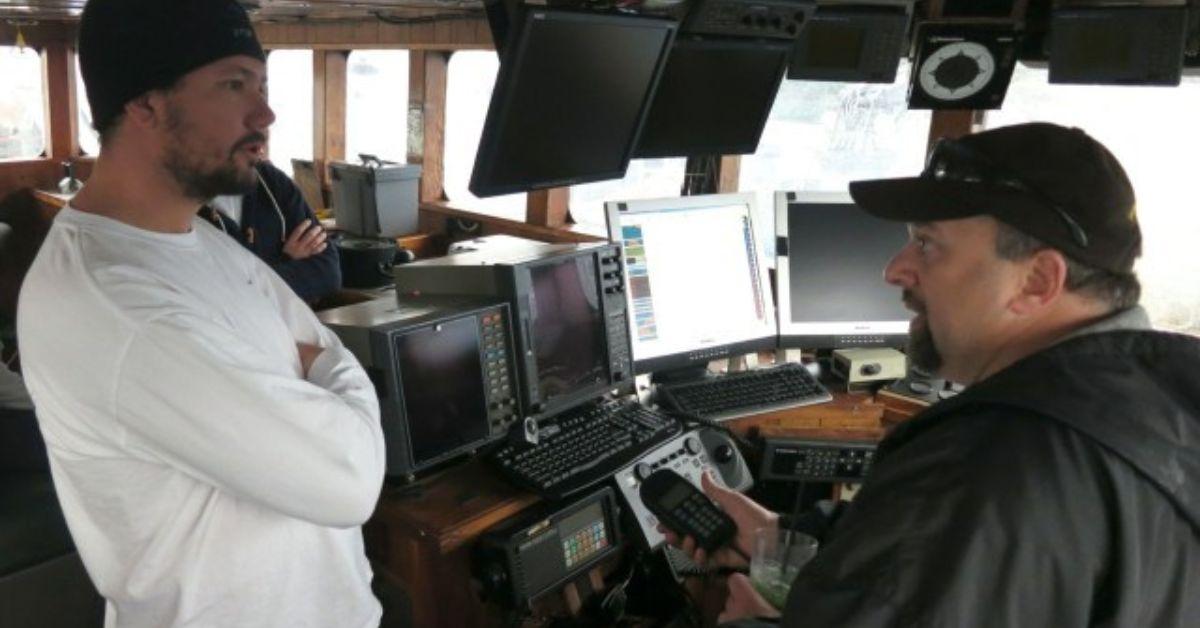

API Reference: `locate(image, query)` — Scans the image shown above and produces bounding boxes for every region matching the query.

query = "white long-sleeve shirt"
[17,207,386,628]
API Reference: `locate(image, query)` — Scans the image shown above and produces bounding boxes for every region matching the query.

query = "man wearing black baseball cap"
[17,2,386,627]
[665,123,1200,626]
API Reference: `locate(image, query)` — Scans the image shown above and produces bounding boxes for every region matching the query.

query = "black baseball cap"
[79,0,266,135]
[849,122,1141,274]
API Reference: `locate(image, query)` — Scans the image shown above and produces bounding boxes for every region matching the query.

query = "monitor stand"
[725,353,759,372]
[649,365,713,386]
[649,352,763,386]
[775,348,806,364]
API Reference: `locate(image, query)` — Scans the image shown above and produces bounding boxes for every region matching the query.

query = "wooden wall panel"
[717,155,741,193]
[255,17,492,50]
[526,188,570,228]
[927,110,985,153]
[408,51,447,202]
[0,159,93,201]
[0,22,75,47]
[313,50,348,187]
[421,202,605,244]
[43,42,79,160]
[0,161,61,197]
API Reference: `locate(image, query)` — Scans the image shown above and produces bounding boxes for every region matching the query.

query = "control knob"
[634,462,654,481]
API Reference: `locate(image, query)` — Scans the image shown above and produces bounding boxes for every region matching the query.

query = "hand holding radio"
[656,471,777,570]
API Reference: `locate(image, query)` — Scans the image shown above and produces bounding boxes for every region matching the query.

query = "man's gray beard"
[906,319,943,374]
[163,144,256,201]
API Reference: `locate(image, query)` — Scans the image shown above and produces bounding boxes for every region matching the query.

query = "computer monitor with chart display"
[775,190,911,349]
[605,193,776,375]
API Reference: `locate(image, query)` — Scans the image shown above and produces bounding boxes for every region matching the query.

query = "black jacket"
[202,161,341,302]
[782,329,1200,627]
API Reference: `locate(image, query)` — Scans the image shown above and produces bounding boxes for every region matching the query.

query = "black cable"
[788,481,807,532]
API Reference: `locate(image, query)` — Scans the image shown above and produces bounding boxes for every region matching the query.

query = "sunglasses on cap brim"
[923,138,1090,249]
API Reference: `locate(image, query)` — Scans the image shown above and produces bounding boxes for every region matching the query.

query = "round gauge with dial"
[918,41,996,102]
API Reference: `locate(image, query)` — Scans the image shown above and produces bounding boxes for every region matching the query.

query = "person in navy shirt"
[203,160,341,303]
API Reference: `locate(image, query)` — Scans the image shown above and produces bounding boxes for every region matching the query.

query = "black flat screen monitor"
[394,316,490,467]
[634,36,790,158]
[606,193,776,375]
[1048,6,1186,86]
[469,9,677,197]
[787,5,909,83]
[775,191,910,349]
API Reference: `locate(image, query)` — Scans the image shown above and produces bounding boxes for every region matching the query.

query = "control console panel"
[760,438,876,483]
[613,428,752,549]
[599,249,634,383]
[683,0,815,40]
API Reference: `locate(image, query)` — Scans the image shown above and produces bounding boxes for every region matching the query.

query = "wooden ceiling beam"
[255,16,492,50]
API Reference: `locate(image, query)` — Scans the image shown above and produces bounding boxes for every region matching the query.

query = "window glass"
[75,53,101,156]
[346,50,410,163]
[569,158,687,229]
[986,64,1200,336]
[444,51,525,221]
[266,50,314,177]
[0,46,47,160]
[739,61,931,260]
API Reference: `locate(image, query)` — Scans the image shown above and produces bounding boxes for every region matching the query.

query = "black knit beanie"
[79,0,266,134]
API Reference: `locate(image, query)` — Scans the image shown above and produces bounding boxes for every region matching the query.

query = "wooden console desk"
[364,390,919,627]
[364,458,539,627]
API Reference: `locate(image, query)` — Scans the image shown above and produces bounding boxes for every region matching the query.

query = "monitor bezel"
[774,190,910,350]
[515,249,613,416]
[633,35,791,158]
[605,192,778,375]
[390,314,492,469]
[469,9,678,197]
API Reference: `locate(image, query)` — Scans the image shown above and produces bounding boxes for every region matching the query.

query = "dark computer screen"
[1055,19,1136,75]
[528,256,607,401]
[777,192,910,348]
[634,37,790,158]
[394,317,489,466]
[469,9,677,196]
[1049,7,1186,85]
[805,24,866,70]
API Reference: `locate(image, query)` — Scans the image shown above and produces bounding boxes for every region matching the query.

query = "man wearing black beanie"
[17,2,387,627]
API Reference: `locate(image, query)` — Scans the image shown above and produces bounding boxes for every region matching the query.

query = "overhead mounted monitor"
[775,190,910,350]
[469,9,677,197]
[634,36,790,158]
[605,193,776,375]
[1049,5,1187,86]
[788,4,910,83]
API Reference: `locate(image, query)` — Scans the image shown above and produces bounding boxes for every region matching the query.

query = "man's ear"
[1010,249,1068,315]
[123,91,168,130]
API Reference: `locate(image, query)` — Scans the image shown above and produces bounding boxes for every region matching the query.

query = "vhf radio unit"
[475,487,623,609]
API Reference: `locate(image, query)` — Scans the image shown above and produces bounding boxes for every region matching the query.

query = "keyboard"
[490,399,681,499]
[656,362,832,422]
